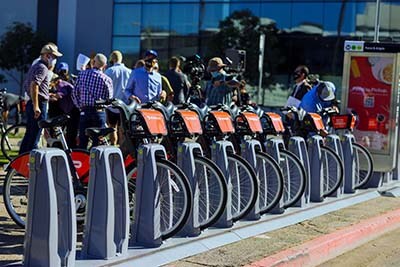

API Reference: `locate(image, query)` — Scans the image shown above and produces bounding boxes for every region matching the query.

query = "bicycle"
[228,105,285,213]
[0,88,27,161]
[282,106,344,198]
[148,101,228,230]
[322,108,374,189]
[186,102,259,222]
[4,99,193,240]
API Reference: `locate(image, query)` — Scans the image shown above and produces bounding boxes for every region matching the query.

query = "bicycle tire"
[1,124,26,161]
[194,155,228,230]
[352,143,374,189]
[320,145,344,197]
[278,149,307,208]
[3,150,90,228]
[255,151,284,213]
[127,158,192,240]
[227,153,258,222]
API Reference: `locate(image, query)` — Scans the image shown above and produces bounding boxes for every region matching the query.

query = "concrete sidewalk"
[168,193,400,267]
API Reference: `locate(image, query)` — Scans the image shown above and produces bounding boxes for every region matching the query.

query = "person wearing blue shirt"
[299,81,336,113]
[125,50,163,104]
[104,50,132,145]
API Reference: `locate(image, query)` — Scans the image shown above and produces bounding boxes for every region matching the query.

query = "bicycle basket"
[304,113,325,131]
[130,109,168,137]
[205,111,235,135]
[235,112,263,135]
[261,112,285,135]
[331,114,356,130]
[171,110,203,136]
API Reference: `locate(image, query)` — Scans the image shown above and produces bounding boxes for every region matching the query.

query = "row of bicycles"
[2,97,374,240]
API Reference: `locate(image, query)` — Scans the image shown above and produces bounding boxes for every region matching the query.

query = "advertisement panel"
[347,55,395,153]
[342,41,400,172]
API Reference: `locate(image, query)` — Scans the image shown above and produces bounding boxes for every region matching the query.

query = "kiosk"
[341,41,400,183]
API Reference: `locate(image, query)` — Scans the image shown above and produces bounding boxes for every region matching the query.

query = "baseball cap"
[57,62,69,72]
[40,43,63,57]
[207,57,227,72]
[317,81,336,101]
[145,49,158,59]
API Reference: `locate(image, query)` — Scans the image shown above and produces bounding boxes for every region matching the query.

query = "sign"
[344,41,400,53]
[347,55,395,153]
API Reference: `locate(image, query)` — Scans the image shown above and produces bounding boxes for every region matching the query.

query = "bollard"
[287,136,310,207]
[240,139,262,220]
[131,144,166,247]
[81,146,129,259]
[325,134,344,197]
[341,134,356,193]
[24,148,76,267]
[264,139,285,214]
[211,140,234,228]
[176,142,202,237]
[308,135,324,202]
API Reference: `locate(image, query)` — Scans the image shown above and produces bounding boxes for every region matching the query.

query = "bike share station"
[19,44,400,267]
[341,40,400,190]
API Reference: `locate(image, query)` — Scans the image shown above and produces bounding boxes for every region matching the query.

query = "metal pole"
[373,0,381,43]
[258,33,265,104]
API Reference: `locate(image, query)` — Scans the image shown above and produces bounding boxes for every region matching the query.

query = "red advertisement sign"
[347,56,394,152]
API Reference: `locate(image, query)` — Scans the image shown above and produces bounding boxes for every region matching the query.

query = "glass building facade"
[111,0,400,103]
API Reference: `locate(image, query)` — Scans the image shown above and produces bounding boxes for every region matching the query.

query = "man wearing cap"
[19,43,63,154]
[299,81,337,113]
[56,62,77,85]
[204,57,237,106]
[72,53,113,149]
[125,49,163,104]
[104,50,132,145]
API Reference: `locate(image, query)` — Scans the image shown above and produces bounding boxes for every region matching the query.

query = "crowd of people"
[19,42,337,154]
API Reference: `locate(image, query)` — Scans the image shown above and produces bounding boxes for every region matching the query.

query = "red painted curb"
[246,208,400,267]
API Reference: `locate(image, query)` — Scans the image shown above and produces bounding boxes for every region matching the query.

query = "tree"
[0,22,46,95]
[207,9,284,85]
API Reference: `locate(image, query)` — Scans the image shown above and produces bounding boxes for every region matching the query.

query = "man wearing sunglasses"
[125,49,163,104]
[285,65,312,108]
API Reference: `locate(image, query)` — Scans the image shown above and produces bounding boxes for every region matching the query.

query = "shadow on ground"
[0,215,24,266]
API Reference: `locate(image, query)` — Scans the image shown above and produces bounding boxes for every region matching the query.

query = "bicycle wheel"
[227,153,258,222]
[352,143,374,189]
[194,155,228,230]
[320,145,344,197]
[127,158,192,240]
[1,124,26,161]
[278,149,307,208]
[255,151,284,213]
[3,167,28,227]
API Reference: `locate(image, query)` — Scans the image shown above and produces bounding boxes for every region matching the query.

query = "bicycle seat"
[38,115,70,128]
[85,127,115,139]
[110,98,140,121]
[150,101,176,121]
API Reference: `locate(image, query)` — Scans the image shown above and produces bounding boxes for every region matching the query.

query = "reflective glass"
[230,3,260,17]
[291,3,324,33]
[261,3,291,30]
[112,37,140,55]
[171,4,199,35]
[113,4,141,35]
[142,4,170,33]
[200,3,230,30]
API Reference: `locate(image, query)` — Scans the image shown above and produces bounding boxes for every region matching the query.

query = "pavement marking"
[246,206,400,267]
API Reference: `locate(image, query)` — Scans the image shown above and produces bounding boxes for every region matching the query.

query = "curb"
[246,207,400,267]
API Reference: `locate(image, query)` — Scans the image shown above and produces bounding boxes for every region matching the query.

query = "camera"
[182,54,206,81]
[224,49,246,73]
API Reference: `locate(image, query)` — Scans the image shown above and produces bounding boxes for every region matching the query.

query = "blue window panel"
[142,4,170,33]
[112,37,140,55]
[171,4,200,35]
[113,4,141,35]
[323,2,356,35]
[291,3,324,32]
[230,3,260,17]
[200,3,230,30]
[114,0,141,2]
[261,3,291,29]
